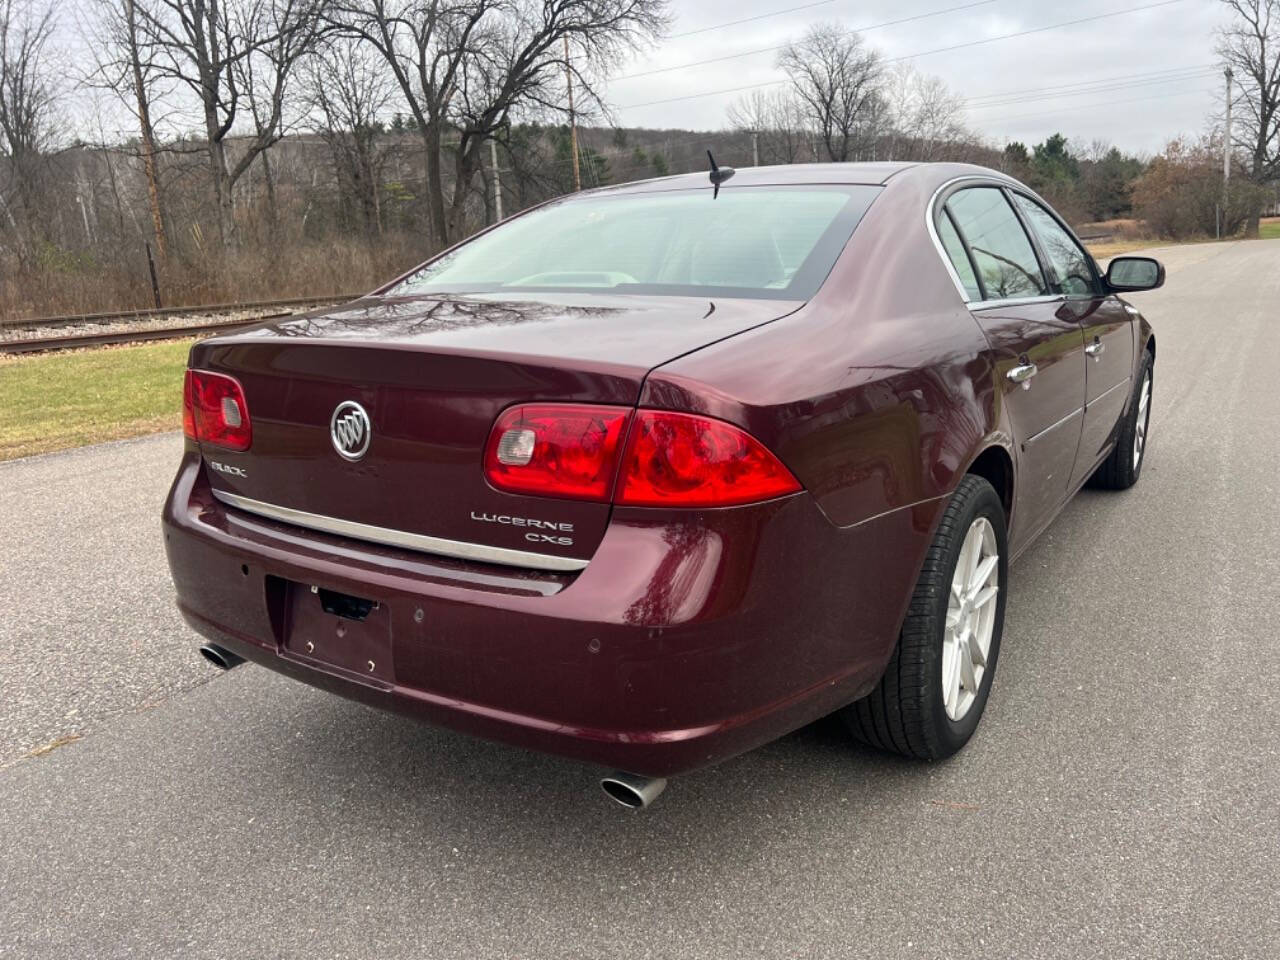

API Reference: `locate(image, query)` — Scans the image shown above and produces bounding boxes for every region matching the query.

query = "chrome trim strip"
[1087,376,1131,409]
[1023,406,1084,447]
[969,294,1065,311]
[211,490,590,573]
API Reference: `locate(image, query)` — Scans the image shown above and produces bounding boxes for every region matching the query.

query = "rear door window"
[936,211,981,300]
[1011,194,1099,297]
[945,187,1048,301]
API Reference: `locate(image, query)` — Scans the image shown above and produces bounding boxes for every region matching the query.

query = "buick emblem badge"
[330,401,372,461]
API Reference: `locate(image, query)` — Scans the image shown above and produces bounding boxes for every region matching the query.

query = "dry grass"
[1085,238,1169,258]
[0,338,194,461]
[0,233,428,321]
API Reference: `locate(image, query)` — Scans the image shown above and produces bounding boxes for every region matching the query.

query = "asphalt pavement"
[1,239,1278,959]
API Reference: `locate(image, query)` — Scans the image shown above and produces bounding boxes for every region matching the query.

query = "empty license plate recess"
[283,580,394,684]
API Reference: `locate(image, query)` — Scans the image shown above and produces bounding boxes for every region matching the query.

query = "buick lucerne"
[163,162,1161,808]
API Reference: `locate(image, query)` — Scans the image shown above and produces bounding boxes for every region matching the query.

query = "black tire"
[842,475,1008,761]
[1089,349,1153,490]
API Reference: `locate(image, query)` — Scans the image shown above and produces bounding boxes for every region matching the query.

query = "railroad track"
[0,294,359,355]
[0,294,359,332]
[0,315,292,355]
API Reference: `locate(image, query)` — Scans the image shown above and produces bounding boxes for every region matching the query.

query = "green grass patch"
[0,338,193,461]
[1260,220,1280,240]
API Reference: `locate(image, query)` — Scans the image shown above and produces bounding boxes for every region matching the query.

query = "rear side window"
[392,185,881,301]
[936,211,981,300]
[1011,194,1099,296]
[945,188,1048,301]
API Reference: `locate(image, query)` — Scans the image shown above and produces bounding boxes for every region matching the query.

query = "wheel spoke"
[964,523,984,584]
[968,625,988,669]
[943,638,961,715]
[958,638,979,694]
[970,584,998,611]
[956,534,976,592]
[969,555,998,594]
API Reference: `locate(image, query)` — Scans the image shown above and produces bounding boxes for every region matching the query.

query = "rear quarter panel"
[641,167,1012,663]
[644,167,1008,531]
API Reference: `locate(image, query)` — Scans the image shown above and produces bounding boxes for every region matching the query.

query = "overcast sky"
[601,0,1229,154]
[62,0,1230,156]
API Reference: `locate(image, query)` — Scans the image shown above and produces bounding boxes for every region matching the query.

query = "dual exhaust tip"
[199,643,244,671]
[600,771,667,809]
[197,644,666,808]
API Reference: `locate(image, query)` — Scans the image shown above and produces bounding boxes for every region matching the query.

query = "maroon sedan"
[164,162,1160,808]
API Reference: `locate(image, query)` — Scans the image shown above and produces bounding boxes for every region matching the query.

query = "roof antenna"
[707,150,735,199]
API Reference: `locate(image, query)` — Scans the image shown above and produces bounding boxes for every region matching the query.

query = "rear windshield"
[390,185,881,301]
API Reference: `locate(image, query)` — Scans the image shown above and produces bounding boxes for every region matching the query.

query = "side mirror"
[1106,256,1165,293]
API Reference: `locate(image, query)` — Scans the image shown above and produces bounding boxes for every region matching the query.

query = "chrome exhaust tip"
[600,772,667,809]
[199,643,245,671]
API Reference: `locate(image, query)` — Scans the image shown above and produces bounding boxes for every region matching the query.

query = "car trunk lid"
[189,292,800,568]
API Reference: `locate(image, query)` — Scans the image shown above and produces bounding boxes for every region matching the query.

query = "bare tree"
[726,88,808,165]
[83,0,171,256]
[302,34,396,236]
[883,63,968,162]
[1218,0,1280,236]
[135,0,328,246]
[331,0,668,247]
[0,0,56,256]
[778,22,883,163]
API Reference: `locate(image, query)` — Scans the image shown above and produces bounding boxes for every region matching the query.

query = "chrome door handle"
[1085,340,1105,358]
[1006,363,1038,385]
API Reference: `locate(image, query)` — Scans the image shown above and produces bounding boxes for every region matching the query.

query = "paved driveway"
[2,240,1278,959]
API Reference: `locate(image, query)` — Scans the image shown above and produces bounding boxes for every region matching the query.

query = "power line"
[616,0,998,82]
[962,64,1217,103]
[669,0,838,39]
[884,0,1186,64]
[964,68,1218,110]
[616,0,1189,110]
[987,85,1215,126]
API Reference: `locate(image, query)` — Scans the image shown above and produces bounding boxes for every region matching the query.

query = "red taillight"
[185,369,251,451]
[182,370,197,441]
[483,404,800,508]
[483,404,631,501]
[616,410,800,507]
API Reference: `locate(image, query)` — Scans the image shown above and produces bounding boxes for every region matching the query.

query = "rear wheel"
[1089,350,1153,490]
[842,475,1008,760]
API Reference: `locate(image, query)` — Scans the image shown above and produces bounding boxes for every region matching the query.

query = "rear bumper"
[163,447,939,776]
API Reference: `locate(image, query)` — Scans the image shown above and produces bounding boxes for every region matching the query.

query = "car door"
[1009,192,1135,491]
[938,185,1086,551]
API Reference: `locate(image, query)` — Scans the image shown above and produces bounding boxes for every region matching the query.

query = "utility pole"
[564,36,581,192]
[752,131,759,167]
[1223,67,1234,182]
[490,138,504,221]
[1223,66,1234,236]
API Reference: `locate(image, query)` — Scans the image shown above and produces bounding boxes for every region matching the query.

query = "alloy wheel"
[1133,370,1151,468]
[942,516,1000,721]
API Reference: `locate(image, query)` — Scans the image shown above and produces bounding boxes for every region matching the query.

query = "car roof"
[587,161,1017,196]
